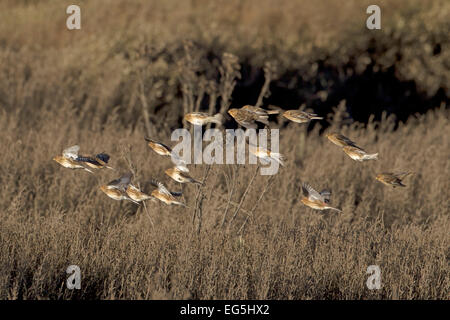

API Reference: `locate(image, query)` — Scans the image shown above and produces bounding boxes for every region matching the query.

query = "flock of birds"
[53,104,412,213]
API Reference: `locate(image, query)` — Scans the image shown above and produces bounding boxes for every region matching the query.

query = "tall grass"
[0,0,448,300]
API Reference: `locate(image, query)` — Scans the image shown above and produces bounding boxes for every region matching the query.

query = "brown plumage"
[342,146,378,162]
[99,172,138,204]
[228,108,269,129]
[283,110,323,123]
[125,184,155,202]
[149,180,186,206]
[242,105,280,116]
[184,112,223,126]
[376,172,412,188]
[144,137,172,156]
[300,182,342,212]
[165,167,203,185]
[325,133,361,148]
[53,145,93,173]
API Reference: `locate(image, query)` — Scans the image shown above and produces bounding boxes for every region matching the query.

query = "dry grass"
[0,0,449,300]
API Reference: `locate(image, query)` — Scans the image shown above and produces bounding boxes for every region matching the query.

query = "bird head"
[228,108,238,117]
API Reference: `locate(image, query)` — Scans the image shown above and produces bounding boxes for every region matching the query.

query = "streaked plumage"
[228,108,269,129]
[325,133,361,148]
[184,112,223,126]
[165,167,203,185]
[376,172,412,188]
[283,110,323,123]
[150,180,186,206]
[342,146,378,161]
[300,182,342,212]
[242,105,279,116]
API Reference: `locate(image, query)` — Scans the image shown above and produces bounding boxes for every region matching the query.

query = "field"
[0,0,449,299]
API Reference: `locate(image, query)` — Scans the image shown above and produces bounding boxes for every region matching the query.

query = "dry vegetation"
[0,0,449,299]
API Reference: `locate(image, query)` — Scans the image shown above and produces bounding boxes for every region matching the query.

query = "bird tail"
[363,153,378,160]
[84,167,94,174]
[192,178,204,186]
[327,206,342,213]
[210,113,224,125]
[311,116,324,120]
[269,152,285,166]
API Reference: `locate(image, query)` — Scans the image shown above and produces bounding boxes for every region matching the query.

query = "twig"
[237,175,275,235]
[228,165,260,227]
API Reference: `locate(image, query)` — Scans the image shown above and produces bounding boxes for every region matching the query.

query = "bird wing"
[108,172,133,190]
[145,137,172,152]
[302,183,324,202]
[242,105,267,116]
[320,189,332,203]
[335,134,359,147]
[149,179,171,196]
[63,145,80,159]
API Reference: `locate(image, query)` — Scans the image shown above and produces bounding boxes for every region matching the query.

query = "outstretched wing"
[63,145,80,159]
[108,172,133,191]
[335,134,360,148]
[149,179,171,196]
[302,182,324,202]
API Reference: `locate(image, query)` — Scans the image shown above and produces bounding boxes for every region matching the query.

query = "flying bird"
[228,108,269,129]
[53,145,93,173]
[282,110,323,123]
[144,137,189,172]
[248,143,285,166]
[165,166,203,185]
[99,172,139,204]
[300,182,342,212]
[242,105,280,116]
[76,152,114,170]
[375,172,412,188]
[325,133,361,148]
[184,112,223,126]
[125,184,155,203]
[149,180,187,206]
[342,146,378,161]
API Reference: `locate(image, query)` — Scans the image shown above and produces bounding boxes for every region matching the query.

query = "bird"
[342,146,378,161]
[242,105,280,116]
[149,180,186,206]
[144,137,189,172]
[300,182,342,212]
[375,172,412,188]
[125,184,155,203]
[248,143,285,166]
[76,152,114,170]
[184,112,223,126]
[228,108,269,129]
[53,145,93,173]
[144,137,173,156]
[99,172,139,204]
[282,110,323,123]
[325,132,362,148]
[165,166,203,185]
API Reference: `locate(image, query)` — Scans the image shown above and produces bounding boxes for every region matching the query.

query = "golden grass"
[0,0,448,300]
